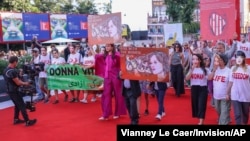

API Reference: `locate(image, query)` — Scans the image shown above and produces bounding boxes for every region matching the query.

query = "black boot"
[26,119,37,126]
[13,119,25,125]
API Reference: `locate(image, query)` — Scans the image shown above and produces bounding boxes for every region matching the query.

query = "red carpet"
[0,87,248,141]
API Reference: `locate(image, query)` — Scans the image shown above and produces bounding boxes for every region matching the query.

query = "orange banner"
[120,47,170,82]
[88,13,122,45]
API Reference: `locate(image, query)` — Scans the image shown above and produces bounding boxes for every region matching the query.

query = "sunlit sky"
[95,0,152,31]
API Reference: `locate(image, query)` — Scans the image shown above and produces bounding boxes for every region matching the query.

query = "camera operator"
[31,48,45,102]
[31,35,42,53]
[3,56,37,126]
[33,46,51,103]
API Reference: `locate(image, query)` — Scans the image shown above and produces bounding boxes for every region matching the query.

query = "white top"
[236,41,250,58]
[51,57,66,65]
[229,65,250,102]
[213,67,231,100]
[190,68,210,86]
[38,54,51,78]
[82,55,95,66]
[67,52,83,65]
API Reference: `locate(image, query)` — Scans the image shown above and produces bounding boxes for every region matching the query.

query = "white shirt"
[38,54,51,78]
[51,57,66,65]
[67,52,83,65]
[213,67,231,100]
[229,65,250,102]
[236,41,250,58]
[82,55,95,66]
[190,68,210,86]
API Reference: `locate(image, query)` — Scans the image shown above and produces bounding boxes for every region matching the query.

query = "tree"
[164,0,196,23]
[164,0,184,22]
[60,0,77,14]
[180,0,196,23]
[102,2,112,14]
[32,0,67,13]
[164,0,199,33]
[0,0,38,12]
[76,0,98,15]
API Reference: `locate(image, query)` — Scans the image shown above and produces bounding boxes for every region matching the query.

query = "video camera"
[22,63,45,79]
[19,64,45,112]
[19,84,36,112]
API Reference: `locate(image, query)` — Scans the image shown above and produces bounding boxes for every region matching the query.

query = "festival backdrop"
[120,47,169,82]
[88,12,122,45]
[200,0,240,41]
[22,13,50,41]
[50,14,68,39]
[66,14,88,39]
[0,12,24,42]
[47,64,104,90]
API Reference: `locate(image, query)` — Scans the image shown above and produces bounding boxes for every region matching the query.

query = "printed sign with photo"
[88,12,122,45]
[120,47,170,82]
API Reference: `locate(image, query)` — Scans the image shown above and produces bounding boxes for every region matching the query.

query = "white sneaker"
[155,114,161,120]
[80,99,88,103]
[162,112,166,117]
[113,116,120,119]
[96,94,102,98]
[91,97,97,102]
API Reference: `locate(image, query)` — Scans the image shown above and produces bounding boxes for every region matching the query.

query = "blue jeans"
[155,90,166,115]
[35,76,44,99]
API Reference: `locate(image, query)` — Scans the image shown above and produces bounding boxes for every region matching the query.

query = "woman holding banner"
[98,43,127,120]
[50,49,69,104]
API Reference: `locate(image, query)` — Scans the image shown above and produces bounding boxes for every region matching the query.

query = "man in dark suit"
[122,79,141,125]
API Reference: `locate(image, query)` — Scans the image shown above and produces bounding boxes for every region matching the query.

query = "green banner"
[47,64,104,90]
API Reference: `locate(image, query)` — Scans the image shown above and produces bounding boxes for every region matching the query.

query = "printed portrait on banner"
[88,12,122,45]
[120,47,170,82]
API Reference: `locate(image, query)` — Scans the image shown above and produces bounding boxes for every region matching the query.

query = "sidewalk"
[0,90,63,110]
[0,95,36,110]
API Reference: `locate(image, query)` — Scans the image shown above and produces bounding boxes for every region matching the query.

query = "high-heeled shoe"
[98,117,108,121]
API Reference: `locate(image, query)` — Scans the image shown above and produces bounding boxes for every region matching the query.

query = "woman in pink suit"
[99,43,127,120]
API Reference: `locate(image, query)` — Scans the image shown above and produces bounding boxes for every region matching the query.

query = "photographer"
[3,56,37,126]
[31,35,42,53]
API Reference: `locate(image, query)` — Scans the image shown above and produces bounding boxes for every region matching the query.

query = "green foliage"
[0,55,32,75]
[0,0,100,14]
[0,59,8,75]
[77,0,98,14]
[164,0,197,23]
[17,55,32,69]
[183,22,200,34]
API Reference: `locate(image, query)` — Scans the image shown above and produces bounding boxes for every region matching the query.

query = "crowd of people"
[3,33,250,126]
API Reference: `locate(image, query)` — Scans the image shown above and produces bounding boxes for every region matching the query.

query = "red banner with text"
[200,0,240,41]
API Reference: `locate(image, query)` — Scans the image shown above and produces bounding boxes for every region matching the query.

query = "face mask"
[236,56,243,65]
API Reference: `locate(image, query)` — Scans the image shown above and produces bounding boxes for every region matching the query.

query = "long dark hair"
[173,43,183,52]
[103,43,116,59]
[194,53,207,75]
